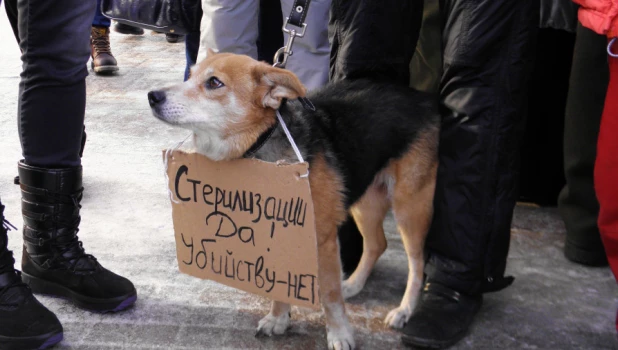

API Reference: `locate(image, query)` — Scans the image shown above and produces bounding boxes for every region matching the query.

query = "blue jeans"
[184,32,200,82]
[92,0,110,27]
[17,0,96,167]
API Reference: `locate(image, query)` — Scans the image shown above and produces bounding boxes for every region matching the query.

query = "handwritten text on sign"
[164,150,320,309]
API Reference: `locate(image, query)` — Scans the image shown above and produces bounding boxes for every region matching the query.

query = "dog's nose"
[148,90,166,107]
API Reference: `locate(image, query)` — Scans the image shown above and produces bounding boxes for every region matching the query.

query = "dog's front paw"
[384,305,412,329]
[341,279,363,300]
[255,312,290,337]
[327,326,355,350]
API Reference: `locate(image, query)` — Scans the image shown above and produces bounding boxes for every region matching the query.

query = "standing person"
[0,1,137,349]
[558,22,610,268]
[596,38,618,332]
[91,0,146,74]
[577,0,618,333]
[333,0,539,348]
[193,0,331,90]
[91,0,122,74]
[400,0,539,348]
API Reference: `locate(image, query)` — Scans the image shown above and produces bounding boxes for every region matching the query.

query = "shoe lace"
[91,28,112,55]
[45,189,98,273]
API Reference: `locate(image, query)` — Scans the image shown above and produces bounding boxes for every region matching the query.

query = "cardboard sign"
[163,150,320,309]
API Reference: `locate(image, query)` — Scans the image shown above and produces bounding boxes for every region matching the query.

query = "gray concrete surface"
[1,6,617,349]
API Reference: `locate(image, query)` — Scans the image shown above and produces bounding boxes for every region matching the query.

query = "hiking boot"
[401,282,482,349]
[18,162,137,313]
[112,22,144,35]
[90,26,119,74]
[0,200,63,350]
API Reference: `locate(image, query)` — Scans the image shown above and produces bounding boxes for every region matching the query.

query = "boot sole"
[166,36,183,43]
[564,240,609,267]
[0,330,63,350]
[92,65,119,74]
[21,272,137,313]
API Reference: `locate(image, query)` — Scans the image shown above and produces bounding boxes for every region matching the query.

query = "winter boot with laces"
[18,162,137,312]
[90,26,119,74]
[0,198,63,350]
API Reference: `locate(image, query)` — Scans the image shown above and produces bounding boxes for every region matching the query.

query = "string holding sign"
[163,133,192,203]
[276,110,308,178]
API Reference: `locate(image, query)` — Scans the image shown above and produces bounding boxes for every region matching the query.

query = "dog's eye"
[205,77,224,89]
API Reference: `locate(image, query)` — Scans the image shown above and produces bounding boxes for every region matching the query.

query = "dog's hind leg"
[342,183,390,299]
[256,301,291,336]
[384,137,438,329]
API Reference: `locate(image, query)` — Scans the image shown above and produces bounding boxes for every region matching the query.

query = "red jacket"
[573,0,618,37]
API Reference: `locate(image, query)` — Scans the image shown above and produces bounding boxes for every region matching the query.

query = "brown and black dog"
[149,50,440,350]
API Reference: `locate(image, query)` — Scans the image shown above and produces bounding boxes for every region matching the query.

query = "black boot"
[0,200,63,350]
[401,282,482,349]
[112,21,144,35]
[18,162,137,312]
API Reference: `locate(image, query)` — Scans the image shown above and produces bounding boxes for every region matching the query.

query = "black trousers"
[329,0,424,86]
[5,0,94,168]
[557,23,609,255]
[333,0,538,295]
[424,0,538,295]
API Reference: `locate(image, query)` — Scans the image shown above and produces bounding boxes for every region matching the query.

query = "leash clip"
[273,18,307,68]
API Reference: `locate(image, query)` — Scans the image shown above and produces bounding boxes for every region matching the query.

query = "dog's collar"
[243,97,314,158]
[243,120,278,158]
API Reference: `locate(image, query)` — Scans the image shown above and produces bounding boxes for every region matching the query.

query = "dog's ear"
[254,64,307,110]
[206,48,216,57]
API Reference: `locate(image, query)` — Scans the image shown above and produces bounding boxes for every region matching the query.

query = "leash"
[273,0,312,69]
[267,0,313,177]
[609,38,617,58]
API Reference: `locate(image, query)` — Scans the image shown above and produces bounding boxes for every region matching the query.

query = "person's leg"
[595,42,618,334]
[409,0,442,94]
[401,0,538,348]
[0,195,63,349]
[279,0,330,90]
[186,0,281,81]
[4,0,19,42]
[91,0,118,74]
[329,0,425,276]
[558,23,609,266]
[17,0,136,312]
[91,0,110,28]
[257,0,283,65]
[184,31,201,81]
[198,0,260,62]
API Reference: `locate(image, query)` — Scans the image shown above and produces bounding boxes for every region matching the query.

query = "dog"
[149,49,440,350]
